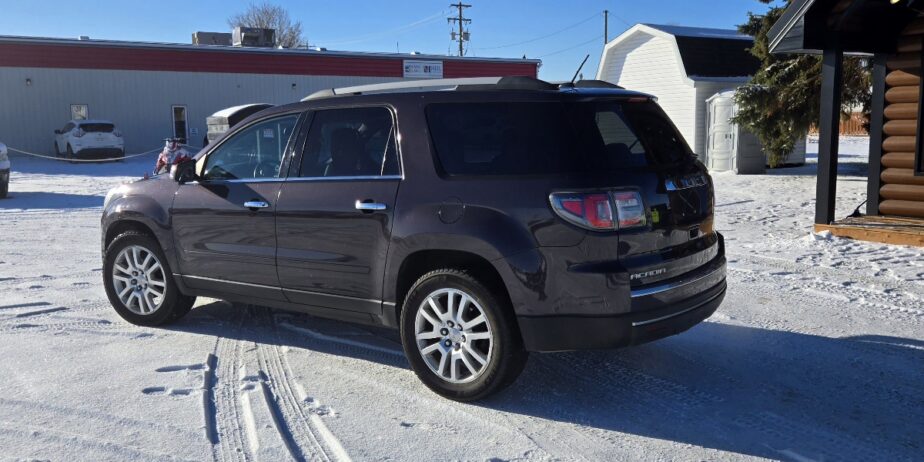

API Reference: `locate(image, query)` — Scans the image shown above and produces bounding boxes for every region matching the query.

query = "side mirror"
[54,129,61,134]
[171,159,198,184]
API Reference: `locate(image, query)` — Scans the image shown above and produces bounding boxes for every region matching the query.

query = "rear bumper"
[73,147,124,159]
[517,275,725,352]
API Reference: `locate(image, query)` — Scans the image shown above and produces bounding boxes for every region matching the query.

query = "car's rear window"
[425,101,692,176]
[80,123,115,133]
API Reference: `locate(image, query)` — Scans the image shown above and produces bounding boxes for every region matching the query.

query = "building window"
[70,104,88,121]
[172,105,188,144]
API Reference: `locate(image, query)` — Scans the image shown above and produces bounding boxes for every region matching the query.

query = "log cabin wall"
[882,16,924,218]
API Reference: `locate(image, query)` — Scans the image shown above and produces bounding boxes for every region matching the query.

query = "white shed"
[596,23,806,171]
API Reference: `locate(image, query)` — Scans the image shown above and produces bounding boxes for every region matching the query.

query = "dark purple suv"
[101,77,726,401]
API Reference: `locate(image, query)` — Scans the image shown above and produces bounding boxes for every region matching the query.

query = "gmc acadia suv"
[101,77,726,401]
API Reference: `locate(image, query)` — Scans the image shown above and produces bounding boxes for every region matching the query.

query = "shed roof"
[674,35,760,79]
[643,24,751,41]
[600,23,760,81]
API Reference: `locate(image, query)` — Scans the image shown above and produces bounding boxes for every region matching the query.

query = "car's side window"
[298,107,400,178]
[63,123,75,133]
[203,114,299,181]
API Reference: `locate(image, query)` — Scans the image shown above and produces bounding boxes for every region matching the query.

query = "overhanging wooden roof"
[769,0,918,55]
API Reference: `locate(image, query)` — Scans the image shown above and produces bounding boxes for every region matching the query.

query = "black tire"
[103,231,195,326]
[66,145,74,162]
[0,179,7,199]
[53,142,60,157]
[400,269,528,401]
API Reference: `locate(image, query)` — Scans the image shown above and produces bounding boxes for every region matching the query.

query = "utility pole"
[448,3,471,57]
[604,10,609,44]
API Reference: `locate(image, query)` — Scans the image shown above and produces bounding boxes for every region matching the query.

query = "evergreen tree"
[733,0,870,167]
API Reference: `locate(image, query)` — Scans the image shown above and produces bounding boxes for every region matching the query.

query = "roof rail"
[301,76,558,101]
[572,79,624,89]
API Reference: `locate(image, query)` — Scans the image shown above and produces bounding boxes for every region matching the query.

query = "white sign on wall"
[403,60,443,79]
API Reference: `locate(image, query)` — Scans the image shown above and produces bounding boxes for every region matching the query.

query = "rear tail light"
[550,191,647,231]
[613,191,647,228]
[74,129,85,138]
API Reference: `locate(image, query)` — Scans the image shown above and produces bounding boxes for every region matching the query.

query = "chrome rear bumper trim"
[630,263,725,299]
[631,286,725,327]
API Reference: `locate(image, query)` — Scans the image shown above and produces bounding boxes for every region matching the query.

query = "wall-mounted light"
[291,83,297,89]
[25,78,32,86]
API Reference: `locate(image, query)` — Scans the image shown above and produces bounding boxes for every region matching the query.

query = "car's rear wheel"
[0,178,7,199]
[400,269,528,401]
[103,231,195,326]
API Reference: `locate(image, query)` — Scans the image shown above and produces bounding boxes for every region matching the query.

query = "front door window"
[203,115,300,181]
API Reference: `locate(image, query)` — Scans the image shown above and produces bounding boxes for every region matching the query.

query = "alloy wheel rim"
[414,288,494,384]
[112,245,166,315]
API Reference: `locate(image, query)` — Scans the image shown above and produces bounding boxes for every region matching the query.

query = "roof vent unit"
[193,31,232,46]
[232,27,276,48]
[78,35,90,41]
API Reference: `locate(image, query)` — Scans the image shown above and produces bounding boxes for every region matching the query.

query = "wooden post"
[815,45,843,225]
[866,53,887,216]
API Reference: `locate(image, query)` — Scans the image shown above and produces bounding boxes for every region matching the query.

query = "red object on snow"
[154,139,190,175]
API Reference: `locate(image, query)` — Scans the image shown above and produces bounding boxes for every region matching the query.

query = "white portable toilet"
[705,90,765,174]
[706,89,806,173]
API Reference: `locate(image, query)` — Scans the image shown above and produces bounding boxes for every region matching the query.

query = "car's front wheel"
[103,231,195,326]
[400,269,528,401]
[0,177,7,199]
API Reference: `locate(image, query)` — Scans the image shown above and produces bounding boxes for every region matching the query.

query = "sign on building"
[403,60,443,79]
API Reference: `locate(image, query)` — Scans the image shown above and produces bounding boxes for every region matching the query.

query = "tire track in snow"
[729,253,924,321]
[209,310,250,462]
[269,309,556,460]
[0,317,116,333]
[253,305,349,462]
[0,421,200,462]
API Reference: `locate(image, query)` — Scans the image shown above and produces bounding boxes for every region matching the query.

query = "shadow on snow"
[168,301,922,461]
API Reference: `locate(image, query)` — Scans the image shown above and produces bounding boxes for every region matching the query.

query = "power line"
[537,34,604,58]
[476,12,599,51]
[313,10,447,46]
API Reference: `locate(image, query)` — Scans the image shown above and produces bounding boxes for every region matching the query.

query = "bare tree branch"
[228,2,305,48]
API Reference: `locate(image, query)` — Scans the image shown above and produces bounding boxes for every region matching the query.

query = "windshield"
[426,101,693,176]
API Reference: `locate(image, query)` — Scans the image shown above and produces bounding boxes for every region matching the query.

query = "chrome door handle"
[244,200,270,209]
[355,200,386,211]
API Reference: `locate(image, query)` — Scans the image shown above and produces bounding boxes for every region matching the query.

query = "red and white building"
[0,35,539,153]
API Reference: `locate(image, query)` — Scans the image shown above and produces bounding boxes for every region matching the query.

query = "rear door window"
[298,107,400,178]
[425,101,692,176]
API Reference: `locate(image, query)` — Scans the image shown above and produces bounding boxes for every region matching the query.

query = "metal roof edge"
[0,34,541,64]
[768,0,816,54]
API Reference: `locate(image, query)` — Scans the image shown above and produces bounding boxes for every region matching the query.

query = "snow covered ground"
[0,138,922,461]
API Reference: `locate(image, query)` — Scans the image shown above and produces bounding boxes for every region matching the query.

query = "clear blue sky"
[0,0,778,80]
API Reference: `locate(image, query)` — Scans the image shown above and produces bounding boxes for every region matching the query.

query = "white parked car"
[53,120,124,160]
[0,141,9,198]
